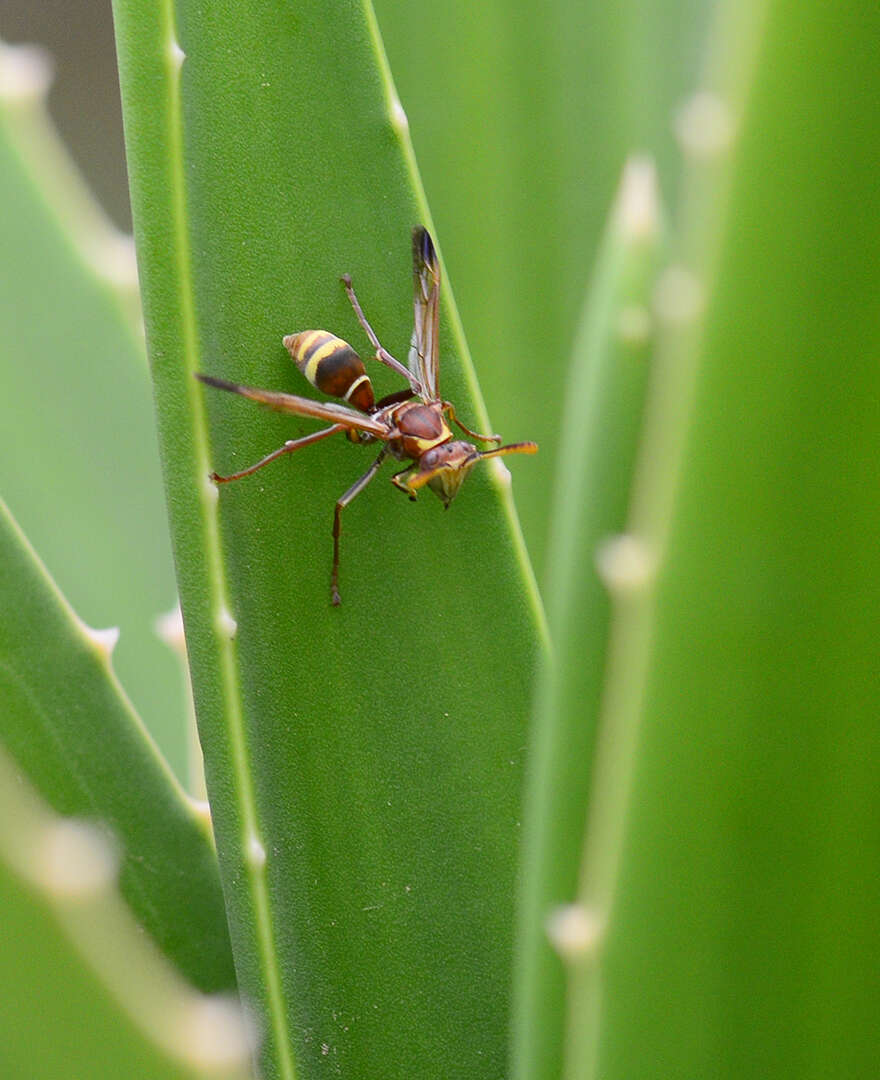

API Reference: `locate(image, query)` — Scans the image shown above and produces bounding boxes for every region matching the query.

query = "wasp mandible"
[197,227,537,604]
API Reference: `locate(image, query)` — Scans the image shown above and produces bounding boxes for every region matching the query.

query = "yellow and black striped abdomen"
[283,330,375,413]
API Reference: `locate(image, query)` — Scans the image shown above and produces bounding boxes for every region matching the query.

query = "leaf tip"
[31,818,119,900]
[245,831,266,870]
[614,155,660,241]
[0,40,52,103]
[81,229,140,290]
[167,37,186,73]
[488,456,512,488]
[186,796,212,828]
[616,304,653,346]
[216,606,238,640]
[594,534,657,592]
[653,264,705,327]
[171,995,254,1070]
[78,620,121,659]
[545,903,604,959]
[674,90,735,159]
[390,95,409,136]
[154,601,187,657]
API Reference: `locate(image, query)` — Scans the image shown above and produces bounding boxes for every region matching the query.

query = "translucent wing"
[196,375,389,437]
[408,226,440,400]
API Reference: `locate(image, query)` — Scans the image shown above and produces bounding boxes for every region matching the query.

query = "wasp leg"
[442,402,501,444]
[331,448,389,605]
[390,466,418,502]
[211,424,345,483]
[340,274,423,394]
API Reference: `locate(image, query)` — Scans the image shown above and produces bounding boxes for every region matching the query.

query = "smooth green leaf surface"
[112,1,544,1077]
[512,160,663,1080]
[596,1,880,1077]
[0,57,187,774]
[0,753,250,1080]
[0,496,235,992]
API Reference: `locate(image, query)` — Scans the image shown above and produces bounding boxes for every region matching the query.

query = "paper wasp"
[197,227,537,604]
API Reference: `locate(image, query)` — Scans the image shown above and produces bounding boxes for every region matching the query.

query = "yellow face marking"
[412,435,448,453]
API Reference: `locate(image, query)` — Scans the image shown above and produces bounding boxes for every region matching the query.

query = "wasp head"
[415,441,479,507]
[407,437,539,506]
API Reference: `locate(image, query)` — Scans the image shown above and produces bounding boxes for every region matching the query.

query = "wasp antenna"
[479,441,539,460]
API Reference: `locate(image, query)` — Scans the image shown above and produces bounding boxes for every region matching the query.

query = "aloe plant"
[0,37,187,774]
[0,744,249,1080]
[513,156,664,1080]
[111,1,544,1077]
[3,0,879,1077]
[0,492,235,990]
[513,1,880,1078]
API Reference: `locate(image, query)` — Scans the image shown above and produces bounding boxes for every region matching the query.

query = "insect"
[197,227,537,604]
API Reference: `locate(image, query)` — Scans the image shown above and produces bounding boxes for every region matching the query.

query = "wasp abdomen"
[284,330,375,413]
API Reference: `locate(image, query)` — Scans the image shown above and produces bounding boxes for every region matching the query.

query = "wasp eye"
[422,449,439,468]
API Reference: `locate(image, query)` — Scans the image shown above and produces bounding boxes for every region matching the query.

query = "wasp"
[197,227,537,604]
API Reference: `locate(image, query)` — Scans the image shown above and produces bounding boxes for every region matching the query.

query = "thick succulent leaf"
[0,751,250,1080]
[602,2,880,1075]
[0,496,235,992]
[510,0,880,1077]
[112,1,545,1077]
[512,159,664,1080]
[0,44,187,774]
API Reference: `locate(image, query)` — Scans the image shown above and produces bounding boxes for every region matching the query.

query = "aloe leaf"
[112,1,545,1077]
[512,0,880,1076]
[0,496,235,992]
[0,40,187,773]
[512,158,664,1080]
[0,750,250,1080]
[599,1,880,1075]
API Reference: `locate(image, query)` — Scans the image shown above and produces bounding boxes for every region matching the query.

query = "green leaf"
[112,2,545,1078]
[0,751,251,1080]
[0,496,235,992]
[523,0,880,1077]
[0,43,187,774]
[603,0,880,1072]
[512,158,664,1080]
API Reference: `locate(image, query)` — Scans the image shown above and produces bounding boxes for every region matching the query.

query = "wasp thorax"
[420,440,478,507]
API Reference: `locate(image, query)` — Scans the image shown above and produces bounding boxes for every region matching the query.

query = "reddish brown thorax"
[388,401,451,461]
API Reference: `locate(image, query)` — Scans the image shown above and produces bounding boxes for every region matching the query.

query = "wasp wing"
[196,374,389,437]
[408,226,440,401]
